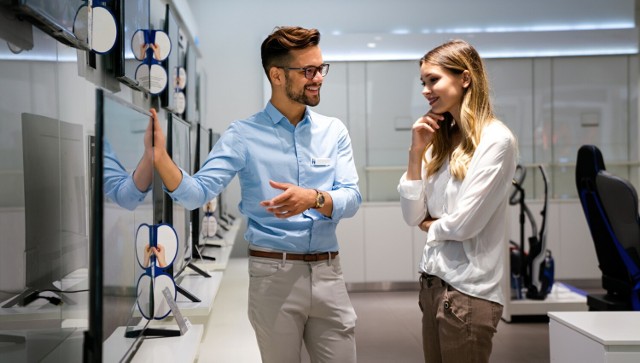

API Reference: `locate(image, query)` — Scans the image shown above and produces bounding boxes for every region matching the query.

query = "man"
[150,26,361,362]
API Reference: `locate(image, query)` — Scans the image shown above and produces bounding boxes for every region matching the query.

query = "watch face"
[315,190,325,208]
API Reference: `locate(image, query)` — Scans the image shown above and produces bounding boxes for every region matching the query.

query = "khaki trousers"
[419,274,503,363]
[248,255,357,363]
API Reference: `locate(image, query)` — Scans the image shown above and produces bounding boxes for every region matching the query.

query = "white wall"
[337,201,600,284]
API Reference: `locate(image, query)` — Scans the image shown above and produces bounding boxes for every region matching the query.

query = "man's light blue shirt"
[168,102,361,253]
[104,140,148,211]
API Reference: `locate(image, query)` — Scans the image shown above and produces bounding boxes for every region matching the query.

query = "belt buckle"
[303,254,318,262]
[421,273,435,288]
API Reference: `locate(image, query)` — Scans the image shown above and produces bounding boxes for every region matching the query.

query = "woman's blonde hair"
[420,39,495,180]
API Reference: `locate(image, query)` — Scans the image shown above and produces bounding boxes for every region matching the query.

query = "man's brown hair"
[261,26,321,81]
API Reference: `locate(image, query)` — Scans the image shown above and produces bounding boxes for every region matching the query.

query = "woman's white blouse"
[397,121,517,305]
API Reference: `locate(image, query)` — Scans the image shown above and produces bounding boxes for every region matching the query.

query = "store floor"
[197,257,598,363]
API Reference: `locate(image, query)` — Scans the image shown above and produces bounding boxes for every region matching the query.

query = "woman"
[397,39,517,363]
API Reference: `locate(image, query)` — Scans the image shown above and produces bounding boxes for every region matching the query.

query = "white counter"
[549,311,640,363]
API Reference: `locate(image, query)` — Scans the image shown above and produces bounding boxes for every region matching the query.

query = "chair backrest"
[575,145,631,296]
[595,172,640,275]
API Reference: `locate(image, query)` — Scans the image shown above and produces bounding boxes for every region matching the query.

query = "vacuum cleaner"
[509,164,554,300]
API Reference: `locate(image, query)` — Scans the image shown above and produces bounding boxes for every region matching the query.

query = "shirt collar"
[265,101,311,126]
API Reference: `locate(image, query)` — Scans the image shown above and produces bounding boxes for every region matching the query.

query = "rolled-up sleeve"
[398,172,427,226]
[112,174,148,211]
[103,142,149,211]
[167,123,245,210]
[328,125,361,221]
[165,168,204,210]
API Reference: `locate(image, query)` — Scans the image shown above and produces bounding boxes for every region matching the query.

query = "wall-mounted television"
[1,114,88,309]
[112,0,150,91]
[3,0,90,50]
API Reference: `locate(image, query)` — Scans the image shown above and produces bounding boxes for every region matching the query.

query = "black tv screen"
[113,0,150,91]
[10,0,89,50]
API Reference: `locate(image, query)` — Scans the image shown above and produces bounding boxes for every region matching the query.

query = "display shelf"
[0,269,89,330]
[154,270,223,333]
[192,221,240,271]
[175,272,223,315]
[502,282,588,322]
[0,327,84,362]
[103,324,203,363]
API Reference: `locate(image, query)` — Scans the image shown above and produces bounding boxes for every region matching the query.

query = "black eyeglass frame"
[277,63,330,79]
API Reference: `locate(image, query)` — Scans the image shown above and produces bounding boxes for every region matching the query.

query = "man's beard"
[285,74,320,107]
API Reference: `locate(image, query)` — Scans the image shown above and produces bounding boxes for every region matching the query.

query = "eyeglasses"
[278,63,330,79]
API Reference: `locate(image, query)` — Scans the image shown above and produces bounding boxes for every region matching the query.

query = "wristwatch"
[313,189,325,209]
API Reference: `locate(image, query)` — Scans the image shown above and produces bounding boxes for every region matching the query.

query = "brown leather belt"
[249,250,338,262]
[420,273,447,288]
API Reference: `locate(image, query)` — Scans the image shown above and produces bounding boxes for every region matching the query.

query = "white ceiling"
[185,0,638,60]
[1,0,635,60]
[316,0,639,60]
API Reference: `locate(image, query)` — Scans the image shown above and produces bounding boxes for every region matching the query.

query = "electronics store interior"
[0,0,639,362]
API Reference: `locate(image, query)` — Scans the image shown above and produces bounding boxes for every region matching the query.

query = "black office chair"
[575,145,640,311]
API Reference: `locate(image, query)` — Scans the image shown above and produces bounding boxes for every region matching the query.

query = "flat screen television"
[209,132,235,227]
[190,125,223,256]
[112,0,150,91]
[4,0,89,50]
[196,126,213,229]
[195,69,207,124]
[161,3,181,114]
[189,124,201,249]
[1,113,88,309]
[86,89,159,362]
[165,114,192,279]
[184,42,197,123]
